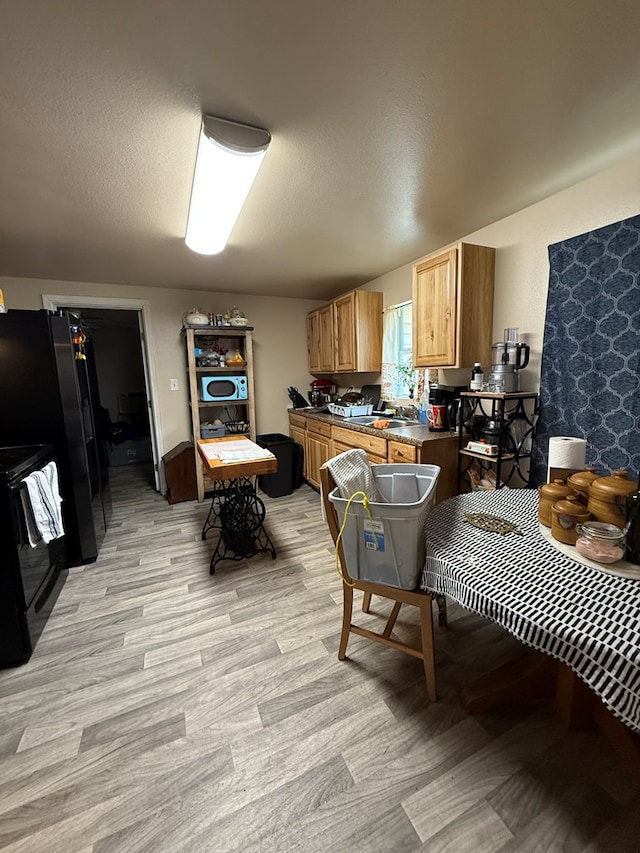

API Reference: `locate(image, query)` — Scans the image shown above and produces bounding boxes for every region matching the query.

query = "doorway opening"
[42,295,163,493]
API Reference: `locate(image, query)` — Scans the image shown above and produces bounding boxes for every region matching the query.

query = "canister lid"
[567,466,599,491]
[589,469,638,501]
[552,494,590,518]
[538,479,572,501]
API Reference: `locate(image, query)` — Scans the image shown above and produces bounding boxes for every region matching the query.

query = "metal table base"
[202,476,276,573]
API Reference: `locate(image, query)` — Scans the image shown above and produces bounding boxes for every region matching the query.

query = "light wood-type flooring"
[2,463,640,852]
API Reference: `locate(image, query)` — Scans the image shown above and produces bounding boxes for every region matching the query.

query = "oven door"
[8,480,66,657]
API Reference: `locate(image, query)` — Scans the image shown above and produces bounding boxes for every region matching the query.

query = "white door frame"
[42,294,164,493]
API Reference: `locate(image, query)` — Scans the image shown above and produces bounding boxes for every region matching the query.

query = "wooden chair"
[320,464,438,701]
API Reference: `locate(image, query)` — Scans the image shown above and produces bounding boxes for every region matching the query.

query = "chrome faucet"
[397,404,420,420]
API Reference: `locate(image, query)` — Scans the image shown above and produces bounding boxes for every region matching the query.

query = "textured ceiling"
[1,0,640,301]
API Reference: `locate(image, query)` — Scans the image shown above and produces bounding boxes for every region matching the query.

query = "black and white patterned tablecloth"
[420,489,640,732]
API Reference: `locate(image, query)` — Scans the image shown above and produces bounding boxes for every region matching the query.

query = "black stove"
[0,445,52,480]
[0,443,67,666]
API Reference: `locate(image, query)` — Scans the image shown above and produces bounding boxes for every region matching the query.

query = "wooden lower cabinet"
[288,412,307,480]
[387,441,417,464]
[332,426,387,461]
[289,412,458,502]
[306,419,333,489]
[417,435,458,503]
[333,440,386,466]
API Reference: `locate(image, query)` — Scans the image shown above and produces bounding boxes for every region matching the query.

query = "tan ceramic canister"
[551,494,591,545]
[567,466,599,505]
[538,479,573,527]
[587,469,639,530]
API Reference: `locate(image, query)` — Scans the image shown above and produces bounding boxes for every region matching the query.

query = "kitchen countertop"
[288,408,458,447]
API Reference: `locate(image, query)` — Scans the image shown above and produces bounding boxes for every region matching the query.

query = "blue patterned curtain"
[531,214,640,486]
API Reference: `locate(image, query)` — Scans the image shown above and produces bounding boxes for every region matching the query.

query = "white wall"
[361,147,640,391]
[0,279,322,454]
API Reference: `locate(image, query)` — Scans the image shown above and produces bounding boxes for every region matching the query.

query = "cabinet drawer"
[387,441,417,464]
[308,418,332,438]
[288,412,307,430]
[333,441,386,466]
[332,426,387,458]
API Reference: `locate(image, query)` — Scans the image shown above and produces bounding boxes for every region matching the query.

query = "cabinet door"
[306,432,332,489]
[334,292,356,372]
[307,310,321,373]
[318,304,335,372]
[289,423,307,479]
[413,248,457,368]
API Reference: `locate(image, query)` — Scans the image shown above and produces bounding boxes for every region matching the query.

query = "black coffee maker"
[428,384,465,432]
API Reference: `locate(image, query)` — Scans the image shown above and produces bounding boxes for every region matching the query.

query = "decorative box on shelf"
[465,440,499,456]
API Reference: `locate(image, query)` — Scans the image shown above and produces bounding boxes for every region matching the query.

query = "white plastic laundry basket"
[329,464,440,589]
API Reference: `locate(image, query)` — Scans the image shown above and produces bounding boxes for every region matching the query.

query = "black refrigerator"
[0,309,110,566]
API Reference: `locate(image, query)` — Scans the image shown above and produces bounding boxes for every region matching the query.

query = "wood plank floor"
[1,464,640,852]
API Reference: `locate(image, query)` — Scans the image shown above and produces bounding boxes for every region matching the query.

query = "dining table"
[420,488,640,768]
[196,437,278,573]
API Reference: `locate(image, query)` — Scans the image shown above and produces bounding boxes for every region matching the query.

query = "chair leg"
[419,597,437,702]
[338,583,354,660]
[362,591,372,613]
[382,601,403,638]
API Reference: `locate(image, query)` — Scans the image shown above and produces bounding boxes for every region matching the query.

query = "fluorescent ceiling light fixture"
[185,115,271,255]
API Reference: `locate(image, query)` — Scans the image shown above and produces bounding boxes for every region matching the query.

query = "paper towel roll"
[547,436,587,482]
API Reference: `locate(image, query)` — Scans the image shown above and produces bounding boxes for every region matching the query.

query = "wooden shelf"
[197,400,251,409]
[184,324,254,332]
[460,449,516,462]
[194,365,247,372]
[184,326,256,502]
[460,391,539,400]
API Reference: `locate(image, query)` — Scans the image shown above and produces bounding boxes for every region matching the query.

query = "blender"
[487,328,530,393]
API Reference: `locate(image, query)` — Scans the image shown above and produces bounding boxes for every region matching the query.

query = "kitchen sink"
[347,416,422,428]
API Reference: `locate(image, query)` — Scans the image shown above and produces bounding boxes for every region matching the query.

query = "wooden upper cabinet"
[413,242,495,369]
[306,310,321,373]
[333,290,383,373]
[334,293,356,371]
[307,289,383,374]
[307,304,335,373]
[318,304,335,372]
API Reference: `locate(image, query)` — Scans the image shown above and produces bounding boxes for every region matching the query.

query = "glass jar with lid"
[575,521,626,564]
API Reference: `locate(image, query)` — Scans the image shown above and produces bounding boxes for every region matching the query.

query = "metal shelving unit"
[457,391,538,493]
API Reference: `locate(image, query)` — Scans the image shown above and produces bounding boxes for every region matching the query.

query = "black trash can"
[256,433,295,497]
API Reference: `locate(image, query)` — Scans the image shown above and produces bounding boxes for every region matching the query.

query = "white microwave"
[200,375,248,402]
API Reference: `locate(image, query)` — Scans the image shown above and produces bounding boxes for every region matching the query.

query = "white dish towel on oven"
[21,461,65,545]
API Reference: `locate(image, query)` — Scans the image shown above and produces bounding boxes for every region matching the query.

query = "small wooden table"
[197,437,278,573]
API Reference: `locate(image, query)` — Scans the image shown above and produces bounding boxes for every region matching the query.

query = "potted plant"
[396,361,416,399]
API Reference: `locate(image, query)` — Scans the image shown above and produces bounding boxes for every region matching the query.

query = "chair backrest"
[320,464,356,585]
